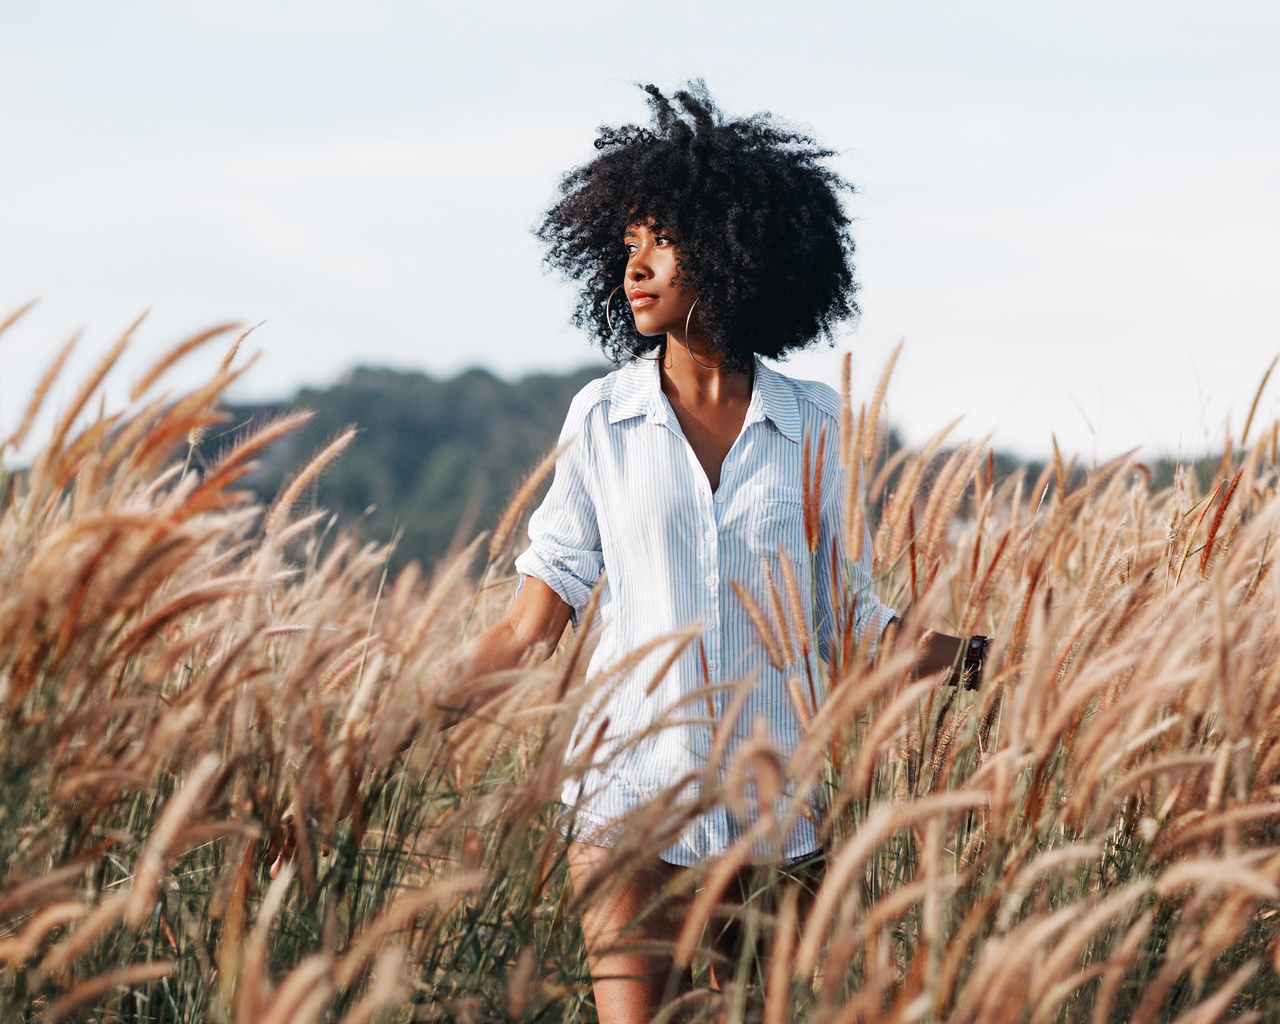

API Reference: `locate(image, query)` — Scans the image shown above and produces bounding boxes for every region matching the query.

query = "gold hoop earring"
[682,298,724,369]
[606,285,660,362]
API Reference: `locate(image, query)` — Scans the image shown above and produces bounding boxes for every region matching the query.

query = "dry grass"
[2,309,1280,1023]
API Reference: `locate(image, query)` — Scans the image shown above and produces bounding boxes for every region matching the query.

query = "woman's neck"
[658,329,753,406]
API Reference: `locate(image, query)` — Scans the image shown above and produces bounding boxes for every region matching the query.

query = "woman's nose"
[627,246,651,279]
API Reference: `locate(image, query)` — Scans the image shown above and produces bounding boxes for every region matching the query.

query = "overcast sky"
[2,1,1278,461]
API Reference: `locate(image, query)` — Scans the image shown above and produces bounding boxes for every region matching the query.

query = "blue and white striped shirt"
[515,356,894,865]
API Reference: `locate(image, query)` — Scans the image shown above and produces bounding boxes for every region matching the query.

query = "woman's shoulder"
[562,360,653,428]
[758,361,844,424]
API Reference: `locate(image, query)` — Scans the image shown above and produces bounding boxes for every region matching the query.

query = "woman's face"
[624,221,698,337]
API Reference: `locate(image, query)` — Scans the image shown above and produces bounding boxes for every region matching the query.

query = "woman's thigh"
[706,850,826,990]
[567,841,693,1023]
[567,842,826,1018]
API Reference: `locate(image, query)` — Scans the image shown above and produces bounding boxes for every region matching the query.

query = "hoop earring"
[682,298,725,369]
[606,285,660,362]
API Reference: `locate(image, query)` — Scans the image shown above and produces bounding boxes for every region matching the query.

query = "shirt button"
[708,661,718,671]
[714,494,724,504]
[705,574,718,587]
[704,529,715,542]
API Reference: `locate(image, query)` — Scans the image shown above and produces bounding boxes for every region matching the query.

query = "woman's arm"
[885,618,986,687]
[456,577,575,685]
[906,625,964,677]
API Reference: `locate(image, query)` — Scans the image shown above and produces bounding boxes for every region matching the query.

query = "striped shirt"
[515,355,894,865]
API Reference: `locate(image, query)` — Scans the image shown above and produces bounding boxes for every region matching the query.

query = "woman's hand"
[887,617,972,684]
[269,803,299,879]
[449,577,574,695]
[268,779,359,879]
[915,630,966,680]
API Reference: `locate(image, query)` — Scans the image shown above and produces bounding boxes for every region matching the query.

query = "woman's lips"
[628,292,658,310]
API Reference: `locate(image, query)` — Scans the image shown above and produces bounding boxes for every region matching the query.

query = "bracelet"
[951,635,990,690]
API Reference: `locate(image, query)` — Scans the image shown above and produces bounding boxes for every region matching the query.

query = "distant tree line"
[203,365,1227,574]
[207,365,605,572]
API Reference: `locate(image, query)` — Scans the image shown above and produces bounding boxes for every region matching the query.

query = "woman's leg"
[705,851,826,997]
[567,840,691,1024]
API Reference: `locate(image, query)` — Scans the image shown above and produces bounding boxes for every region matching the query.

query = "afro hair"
[536,82,858,373]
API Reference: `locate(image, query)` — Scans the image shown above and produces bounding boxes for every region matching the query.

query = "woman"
[464,84,974,1022]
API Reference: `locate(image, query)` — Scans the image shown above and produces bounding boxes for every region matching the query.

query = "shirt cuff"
[514,545,599,625]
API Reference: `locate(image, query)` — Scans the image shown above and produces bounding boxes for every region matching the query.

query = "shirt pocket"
[748,486,815,658]
[750,486,807,565]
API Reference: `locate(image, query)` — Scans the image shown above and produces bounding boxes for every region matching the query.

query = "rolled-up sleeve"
[813,469,896,665]
[514,396,603,623]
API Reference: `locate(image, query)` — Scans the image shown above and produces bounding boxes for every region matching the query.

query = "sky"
[2,1,1278,462]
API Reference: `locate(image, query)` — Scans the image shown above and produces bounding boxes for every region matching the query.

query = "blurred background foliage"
[208,365,607,571]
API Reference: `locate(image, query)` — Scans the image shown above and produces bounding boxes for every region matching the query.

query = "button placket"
[706,469,732,698]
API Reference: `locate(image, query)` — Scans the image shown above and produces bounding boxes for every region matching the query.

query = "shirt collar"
[606,355,801,443]
[606,357,660,424]
[748,358,802,443]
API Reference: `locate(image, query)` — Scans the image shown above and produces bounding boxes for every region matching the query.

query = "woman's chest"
[591,420,809,579]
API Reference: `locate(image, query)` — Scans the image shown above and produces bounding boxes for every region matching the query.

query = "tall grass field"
[2,310,1279,1023]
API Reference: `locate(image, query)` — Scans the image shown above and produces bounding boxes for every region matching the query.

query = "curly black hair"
[536,82,858,373]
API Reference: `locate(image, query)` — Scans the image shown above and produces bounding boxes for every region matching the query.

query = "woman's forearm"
[447,577,575,704]
[887,616,966,680]
[915,630,965,678]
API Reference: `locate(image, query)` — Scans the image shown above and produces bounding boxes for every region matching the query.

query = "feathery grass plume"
[34,313,142,480]
[884,415,963,568]
[1052,432,1067,501]
[920,438,990,571]
[35,891,129,980]
[506,944,538,1019]
[796,792,989,975]
[1174,477,1226,587]
[843,404,866,560]
[488,436,574,562]
[219,321,263,376]
[1216,413,1239,483]
[0,902,87,966]
[120,359,257,484]
[673,815,774,970]
[129,321,240,402]
[263,426,356,535]
[801,425,828,554]
[1200,466,1243,577]
[732,580,784,669]
[4,330,78,453]
[400,534,484,657]
[176,408,314,515]
[44,961,176,1022]
[907,502,919,603]
[235,861,295,1020]
[764,884,800,1024]
[125,753,221,926]
[761,556,796,667]
[337,947,407,1024]
[777,548,811,658]
[331,872,486,988]
[0,298,38,341]
[868,440,913,507]
[861,338,901,462]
